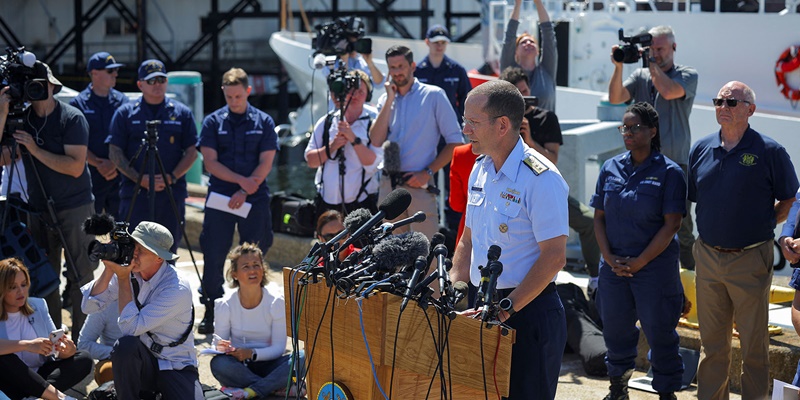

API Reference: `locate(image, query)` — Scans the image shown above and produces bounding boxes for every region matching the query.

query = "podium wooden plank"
[283,267,514,398]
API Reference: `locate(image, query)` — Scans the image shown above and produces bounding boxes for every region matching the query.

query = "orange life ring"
[775,45,800,103]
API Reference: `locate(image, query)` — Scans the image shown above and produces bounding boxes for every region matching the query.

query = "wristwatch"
[499,297,516,318]
[424,167,434,177]
[351,137,362,146]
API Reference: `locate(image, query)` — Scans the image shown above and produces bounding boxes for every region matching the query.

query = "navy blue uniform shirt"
[197,104,278,201]
[591,151,686,257]
[107,98,198,199]
[689,126,798,249]
[70,85,129,159]
[414,54,471,124]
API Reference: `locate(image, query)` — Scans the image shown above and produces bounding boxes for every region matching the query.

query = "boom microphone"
[339,188,412,250]
[382,141,402,174]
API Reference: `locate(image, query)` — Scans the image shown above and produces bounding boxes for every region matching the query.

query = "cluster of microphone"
[295,188,468,317]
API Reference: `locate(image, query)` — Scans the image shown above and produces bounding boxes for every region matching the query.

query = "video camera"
[327,68,362,102]
[613,29,653,68]
[314,16,372,56]
[1,47,49,146]
[83,214,137,266]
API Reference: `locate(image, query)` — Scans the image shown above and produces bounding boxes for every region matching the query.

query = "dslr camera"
[1,47,49,146]
[83,214,136,266]
[613,29,653,68]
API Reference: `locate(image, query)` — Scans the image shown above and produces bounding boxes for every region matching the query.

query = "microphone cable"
[356,297,390,400]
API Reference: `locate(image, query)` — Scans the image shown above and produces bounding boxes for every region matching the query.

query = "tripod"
[126,120,208,301]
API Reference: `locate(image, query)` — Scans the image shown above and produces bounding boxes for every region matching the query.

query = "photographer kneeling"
[81,221,202,400]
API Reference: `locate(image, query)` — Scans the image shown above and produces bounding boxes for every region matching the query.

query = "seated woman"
[210,243,305,399]
[0,258,92,400]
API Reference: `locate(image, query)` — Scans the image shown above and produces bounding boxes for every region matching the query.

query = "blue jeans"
[210,350,305,397]
[199,195,272,302]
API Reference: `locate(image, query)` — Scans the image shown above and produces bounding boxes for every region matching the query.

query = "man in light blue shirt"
[370,45,463,239]
[81,221,202,399]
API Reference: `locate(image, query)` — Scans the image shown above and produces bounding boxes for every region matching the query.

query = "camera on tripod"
[1,46,49,146]
[83,214,137,266]
[314,16,372,57]
[613,29,653,68]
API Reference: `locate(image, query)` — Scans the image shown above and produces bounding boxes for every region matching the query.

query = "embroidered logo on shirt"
[641,177,661,187]
[739,153,758,167]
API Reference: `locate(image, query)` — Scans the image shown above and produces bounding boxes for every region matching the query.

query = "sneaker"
[220,387,248,400]
[587,276,599,300]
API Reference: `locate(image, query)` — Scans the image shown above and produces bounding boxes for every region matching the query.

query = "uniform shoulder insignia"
[476,154,486,161]
[523,154,549,176]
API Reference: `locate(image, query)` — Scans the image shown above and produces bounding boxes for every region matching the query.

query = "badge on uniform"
[499,223,508,233]
[170,136,175,144]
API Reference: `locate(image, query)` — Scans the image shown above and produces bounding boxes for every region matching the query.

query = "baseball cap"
[426,25,451,43]
[130,221,179,261]
[138,59,168,81]
[41,63,63,95]
[86,52,125,72]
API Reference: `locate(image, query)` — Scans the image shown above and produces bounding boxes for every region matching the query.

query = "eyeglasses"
[143,76,167,85]
[461,115,501,131]
[105,68,119,74]
[618,124,648,135]
[320,230,344,242]
[712,98,751,107]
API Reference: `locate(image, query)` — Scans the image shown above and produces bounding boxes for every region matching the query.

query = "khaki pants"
[694,238,772,400]
[378,175,439,240]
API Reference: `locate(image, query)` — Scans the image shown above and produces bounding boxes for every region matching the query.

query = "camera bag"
[270,191,316,237]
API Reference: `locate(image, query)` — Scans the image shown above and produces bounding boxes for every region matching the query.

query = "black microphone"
[339,188,412,250]
[426,232,446,265]
[400,255,428,312]
[451,281,469,307]
[336,208,373,249]
[376,211,426,236]
[335,232,428,294]
[481,245,504,321]
[433,244,449,296]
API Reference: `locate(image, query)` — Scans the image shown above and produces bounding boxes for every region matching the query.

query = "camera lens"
[24,80,48,101]
[612,47,627,63]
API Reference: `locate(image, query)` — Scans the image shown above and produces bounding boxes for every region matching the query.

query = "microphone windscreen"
[430,232,445,249]
[453,281,469,296]
[379,188,412,220]
[344,208,373,233]
[382,141,402,173]
[372,232,430,272]
[82,214,117,235]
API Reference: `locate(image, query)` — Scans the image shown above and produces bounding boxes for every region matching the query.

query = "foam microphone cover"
[382,141,402,173]
[372,232,430,273]
[379,188,412,220]
[344,208,373,233]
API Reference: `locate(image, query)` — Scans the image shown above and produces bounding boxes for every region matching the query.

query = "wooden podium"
[284,268,515,400]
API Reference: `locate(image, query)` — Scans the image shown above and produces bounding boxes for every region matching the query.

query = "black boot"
[603,369,633,400]
[197,305,214,334]
[658,392,677,400]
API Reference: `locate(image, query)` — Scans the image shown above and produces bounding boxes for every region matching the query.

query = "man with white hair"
[689,81,798,400]
[82,221,202,399]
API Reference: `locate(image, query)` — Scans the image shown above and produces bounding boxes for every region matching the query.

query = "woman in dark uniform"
[590,102,686,400]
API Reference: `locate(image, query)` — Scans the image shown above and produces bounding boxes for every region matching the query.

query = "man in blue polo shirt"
[414,25,471,125]
[70,52,128,219]
[689,81,798,400]
[195,68,278,334]
[108,59,198,252]
[370,45,463,239]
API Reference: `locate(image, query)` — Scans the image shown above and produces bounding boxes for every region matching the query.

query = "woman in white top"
[210,243,305,399]
[0,258,91,400]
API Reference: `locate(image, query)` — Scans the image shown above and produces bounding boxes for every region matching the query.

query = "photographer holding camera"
[608,25,698,272]
[81,221,202,399]
[0,63,97,342]
[305,69,381,219]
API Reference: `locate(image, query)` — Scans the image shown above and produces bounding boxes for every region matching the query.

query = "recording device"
[613,28,653,68]
[314,16,371,56]
[83,214,136,266]
[523,96,539,108]
[452,281,469,307]
[400,255,429,312]
[382,141,402,174]
[476,245,503,314]
[327,67,362,102]
[1,47,49,146]
[48,328,64,357]
[377,211,426,237]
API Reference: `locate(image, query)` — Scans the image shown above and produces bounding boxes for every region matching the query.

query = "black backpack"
[270,191,316,237]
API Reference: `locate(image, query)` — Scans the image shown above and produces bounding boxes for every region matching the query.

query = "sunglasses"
[105,68,119,74]
[712,98,751,107]
[320,230,344,242]
[143,76,167,85]
[617,124,648,135]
